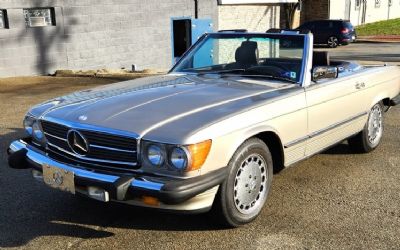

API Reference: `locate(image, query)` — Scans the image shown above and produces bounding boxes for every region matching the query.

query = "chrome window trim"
[170,32,310,86]
[47,142,137,166]
[300,32,313,87]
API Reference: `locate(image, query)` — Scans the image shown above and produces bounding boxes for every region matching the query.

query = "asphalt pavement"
[319,40,400,64]
[0,43,400,250]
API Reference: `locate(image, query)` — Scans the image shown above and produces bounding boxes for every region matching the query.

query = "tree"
[284,1,301,29]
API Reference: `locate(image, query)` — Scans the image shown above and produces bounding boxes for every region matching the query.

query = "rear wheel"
[327,36,339,48]
[348,103,384,153]
[213,138,273,227]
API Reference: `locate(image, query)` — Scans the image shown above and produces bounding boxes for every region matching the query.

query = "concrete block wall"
[0,0,218,77]
[218,4,280,32]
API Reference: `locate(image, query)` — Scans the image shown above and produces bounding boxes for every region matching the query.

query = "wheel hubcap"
[368,105,383,146]
[233,153,268,214]
[328,37,338,47]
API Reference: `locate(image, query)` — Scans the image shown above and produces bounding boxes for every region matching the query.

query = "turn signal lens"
[142,196,159,206]
[187,140,212,171]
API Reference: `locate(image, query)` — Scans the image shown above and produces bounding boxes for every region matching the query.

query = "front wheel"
[348,103,384,153]
[213,138,273,227]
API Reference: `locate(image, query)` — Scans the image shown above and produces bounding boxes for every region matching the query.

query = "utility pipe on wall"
[194,0,198,18]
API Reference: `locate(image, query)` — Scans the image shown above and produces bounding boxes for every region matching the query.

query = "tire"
[212,138,273,227]
[327,36,339,48]
[348,103,384,153]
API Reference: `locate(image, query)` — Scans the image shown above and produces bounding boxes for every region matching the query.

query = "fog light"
[142,196,159,206]
[87,186,109,202]
[32,169,43,181]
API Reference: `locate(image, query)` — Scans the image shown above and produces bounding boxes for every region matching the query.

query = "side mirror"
[312,66,338,81]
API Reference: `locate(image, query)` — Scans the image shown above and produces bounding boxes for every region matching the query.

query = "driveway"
[0,69,400,248]
[318,41,400,64]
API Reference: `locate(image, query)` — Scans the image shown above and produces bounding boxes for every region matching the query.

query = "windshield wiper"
[219,73,298,84]
[196,69,298,84]
[240,74,298,84]
[196,69,246,75]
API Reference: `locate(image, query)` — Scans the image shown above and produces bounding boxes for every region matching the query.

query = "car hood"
[32,74,297,141]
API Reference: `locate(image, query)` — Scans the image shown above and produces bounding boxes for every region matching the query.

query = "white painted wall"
[218,4,280,32]
[329,0,400,26]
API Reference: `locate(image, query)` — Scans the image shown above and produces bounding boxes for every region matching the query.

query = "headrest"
[235,41,258,66]
[313,51,330,67]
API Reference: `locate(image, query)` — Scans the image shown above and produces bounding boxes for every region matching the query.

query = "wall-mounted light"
[23,8,56,27]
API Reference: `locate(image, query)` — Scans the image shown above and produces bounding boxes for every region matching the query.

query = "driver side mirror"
[312,66,338,82]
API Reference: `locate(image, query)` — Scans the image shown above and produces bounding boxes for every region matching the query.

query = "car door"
[304,74,371,156]
[319,21,331,44]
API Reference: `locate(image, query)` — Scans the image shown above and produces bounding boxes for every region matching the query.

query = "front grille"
[41,120,138,170]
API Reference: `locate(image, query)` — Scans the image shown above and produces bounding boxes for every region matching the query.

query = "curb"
[357,36,400,43]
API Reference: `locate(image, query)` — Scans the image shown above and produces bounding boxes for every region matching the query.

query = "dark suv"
[298,20,356,48]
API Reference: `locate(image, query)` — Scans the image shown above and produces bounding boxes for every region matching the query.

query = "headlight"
[142,140,212,172]
[32,121,45,142]
[170,147,189,170]
[146,144,164,166]
[23,116,35,136]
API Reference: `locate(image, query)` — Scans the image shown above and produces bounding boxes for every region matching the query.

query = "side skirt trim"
[284,111,368,149]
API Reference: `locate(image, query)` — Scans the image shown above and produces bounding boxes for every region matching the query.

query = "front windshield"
[171,33,305,83]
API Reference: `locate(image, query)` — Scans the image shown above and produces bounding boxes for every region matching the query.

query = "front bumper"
[8,139,226,212]
[340,33,356,44]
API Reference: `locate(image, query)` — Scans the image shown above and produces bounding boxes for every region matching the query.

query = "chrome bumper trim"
[9,140,162,191]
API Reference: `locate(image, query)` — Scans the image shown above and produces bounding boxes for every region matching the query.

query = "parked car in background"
[298,19,356,48]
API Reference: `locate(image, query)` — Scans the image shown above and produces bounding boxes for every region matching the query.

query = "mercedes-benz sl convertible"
[7,30,400,227]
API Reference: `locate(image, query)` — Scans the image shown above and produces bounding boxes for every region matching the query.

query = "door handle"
[355,82,365,89]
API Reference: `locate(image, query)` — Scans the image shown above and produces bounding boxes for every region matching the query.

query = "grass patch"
[356,18,400,36]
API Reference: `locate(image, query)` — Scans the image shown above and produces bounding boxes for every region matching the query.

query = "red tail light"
[341,28,350,34]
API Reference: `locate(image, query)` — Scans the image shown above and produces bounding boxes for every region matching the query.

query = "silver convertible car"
[7,30,400,227]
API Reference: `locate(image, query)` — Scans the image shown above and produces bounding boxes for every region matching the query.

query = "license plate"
[42,164,75,194]
[352,35,355,40]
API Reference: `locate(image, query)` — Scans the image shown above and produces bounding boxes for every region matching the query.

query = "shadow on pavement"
[321,143,353,155]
